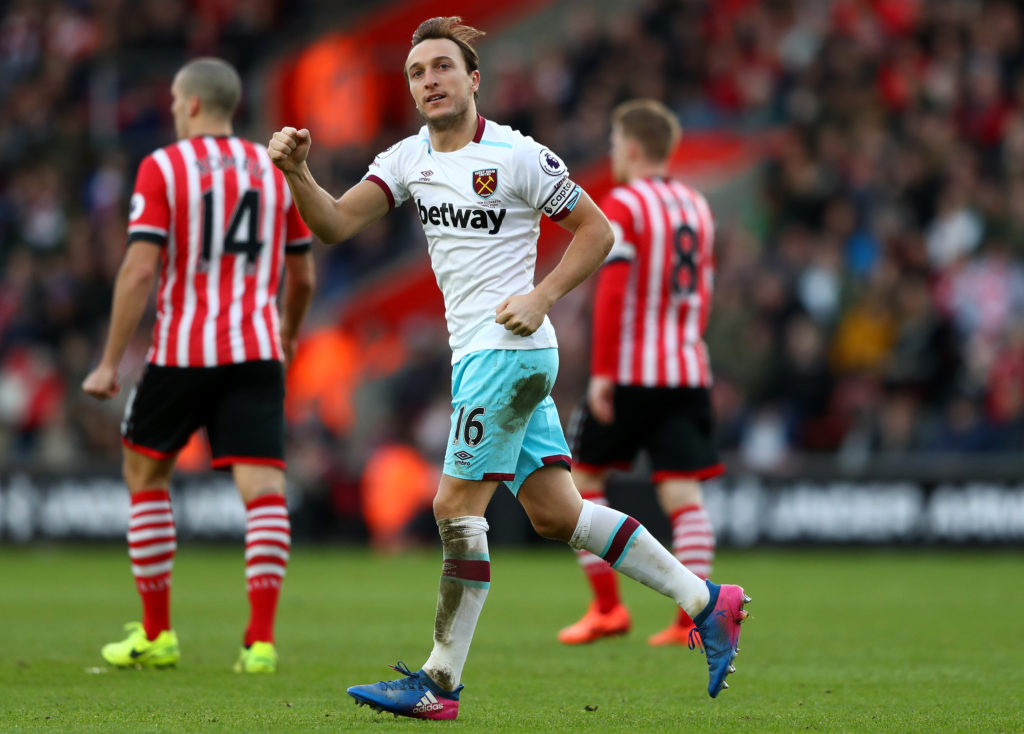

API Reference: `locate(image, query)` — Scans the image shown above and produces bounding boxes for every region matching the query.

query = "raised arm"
[495,191,613,336]
[268,127,391,244]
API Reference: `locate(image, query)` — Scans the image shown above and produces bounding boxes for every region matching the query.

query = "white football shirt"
[363,115,583,363]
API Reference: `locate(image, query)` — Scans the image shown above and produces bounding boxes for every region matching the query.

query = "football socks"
[128,489,176,640]
[569,499,710,618]
[422,516,490,692]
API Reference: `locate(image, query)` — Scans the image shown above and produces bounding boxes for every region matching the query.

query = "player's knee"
[122,466,169,493]
[528,507,574,542]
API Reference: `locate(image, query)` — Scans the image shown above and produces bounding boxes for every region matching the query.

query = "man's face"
[405,38,479,130]
[170,73,190,140]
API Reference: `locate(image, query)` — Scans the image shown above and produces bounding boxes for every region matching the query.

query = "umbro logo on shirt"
[416,199,507,234]
[412,690,445,713]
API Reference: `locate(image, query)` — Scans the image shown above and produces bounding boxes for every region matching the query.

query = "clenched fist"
[267,127,311,174]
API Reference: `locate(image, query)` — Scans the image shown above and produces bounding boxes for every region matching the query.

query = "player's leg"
[102,366,197,668]
[518,465,749,697]
[348,349,548,719]
[647,479,710,645]
[646,386,725,646]
[347,475,498,720]
[558,397,640,643]
[208,361,289,673]
[519,466,709,613]
[423,475,498,690]
[231,464,289,673]
[557,464,631,644]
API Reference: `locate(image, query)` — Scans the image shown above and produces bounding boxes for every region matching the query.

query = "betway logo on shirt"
[417,199,506,234]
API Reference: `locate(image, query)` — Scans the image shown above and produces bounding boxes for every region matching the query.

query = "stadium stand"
[2,0,1023,541]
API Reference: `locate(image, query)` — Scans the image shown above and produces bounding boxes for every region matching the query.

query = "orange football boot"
[647,609,702,647]
[557,602,631,644]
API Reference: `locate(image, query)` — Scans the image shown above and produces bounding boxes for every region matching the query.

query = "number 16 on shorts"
[453,406,486,448]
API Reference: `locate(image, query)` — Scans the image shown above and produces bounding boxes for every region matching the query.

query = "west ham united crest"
[472,168,498,198]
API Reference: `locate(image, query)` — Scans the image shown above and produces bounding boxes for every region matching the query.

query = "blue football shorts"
[443,348,571,494]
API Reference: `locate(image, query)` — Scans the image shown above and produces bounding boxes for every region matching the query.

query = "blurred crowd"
[2,0,1024,541]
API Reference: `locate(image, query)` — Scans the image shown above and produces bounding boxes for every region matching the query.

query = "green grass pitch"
[1,545,1021,732]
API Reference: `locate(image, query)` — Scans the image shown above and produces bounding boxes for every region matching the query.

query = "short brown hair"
[612,99,681,162]
[177,57,242,118]
[410,16,485,74]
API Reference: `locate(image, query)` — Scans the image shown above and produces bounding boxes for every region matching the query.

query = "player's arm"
[81,240,162,399]
[587,259,629,423]
[496,191,613,336]
[268,127,390,244]
[279,250,315,369]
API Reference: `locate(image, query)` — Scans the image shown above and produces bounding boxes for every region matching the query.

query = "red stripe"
[542,454,571,468]
[365,175,394,210]
[143,160,169,366]
[131,489,170,505]
[246,555,288,568]
[165,144,190,366]
[690,185,713,385]
[656,184,673,387]
[131,507,172,519]
[677,544,715,553]
[550,206,572,223]
[239,140,261,362]
[188,138,211,367]
[472,114,486,143]
[635,185,654,385]
[129,550,176,564]
[247,494,287,511]
[129,534,176,549]
[664,182,684,386]
[442,558,490,583]
[246,539,290,553]
[266,151,287,362]
[481,472,515,481]
[602,516,640,566]
[668,504,703,523]
[211,455,285,470]
[130,517,176,528]
[214,137,239,365]
[651,464,725,483]
[122,438,176,461]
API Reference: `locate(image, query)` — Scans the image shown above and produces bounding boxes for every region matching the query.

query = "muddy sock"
[422,516,490,691]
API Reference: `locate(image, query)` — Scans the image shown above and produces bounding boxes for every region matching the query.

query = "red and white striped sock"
[128,489,176,640]
[670,503,715,627]
[574,489,621,613]
[243,495,290,646]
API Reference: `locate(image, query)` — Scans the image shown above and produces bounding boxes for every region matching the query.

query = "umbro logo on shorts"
[453,451,474,461]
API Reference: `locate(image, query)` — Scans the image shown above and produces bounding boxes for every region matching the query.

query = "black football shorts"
[121,360,285,470]
[569,385,724,481]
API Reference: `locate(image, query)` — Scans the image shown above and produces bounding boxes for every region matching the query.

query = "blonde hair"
[612,99,681,162]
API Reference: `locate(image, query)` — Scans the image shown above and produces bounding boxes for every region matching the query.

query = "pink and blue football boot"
[348,662,462,720]
[691,580,751,698]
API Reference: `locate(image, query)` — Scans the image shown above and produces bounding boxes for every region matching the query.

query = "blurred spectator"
[3,0,1024,523]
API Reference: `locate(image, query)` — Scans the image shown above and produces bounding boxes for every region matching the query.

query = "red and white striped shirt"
[592,177,715,387]
[127,135,312,367]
